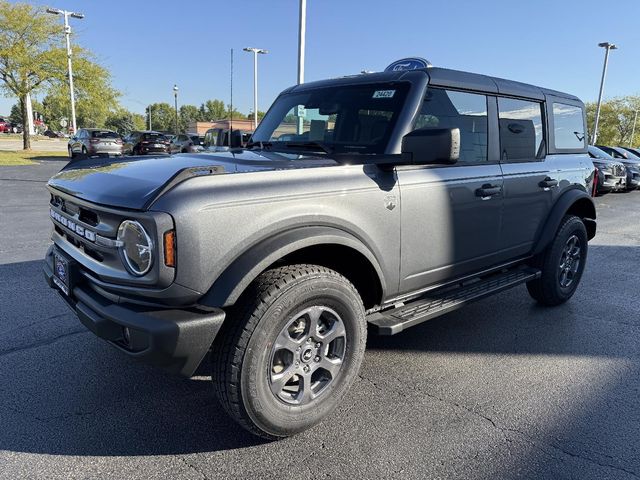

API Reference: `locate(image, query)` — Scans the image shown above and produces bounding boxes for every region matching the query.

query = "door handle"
[475,184,502,199]
[539,178,558,190]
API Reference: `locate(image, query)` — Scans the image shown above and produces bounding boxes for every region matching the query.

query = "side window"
[498,98,544,162]
[414,88,488,164]
[553,103,585,150]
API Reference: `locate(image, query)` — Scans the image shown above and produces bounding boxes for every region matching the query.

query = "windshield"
[588,145,614,160]
[252,82,410,154]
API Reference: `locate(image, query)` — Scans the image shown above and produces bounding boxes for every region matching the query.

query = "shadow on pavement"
[0,245,638,475]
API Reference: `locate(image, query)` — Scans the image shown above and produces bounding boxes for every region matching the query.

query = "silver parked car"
[68,128,124,159]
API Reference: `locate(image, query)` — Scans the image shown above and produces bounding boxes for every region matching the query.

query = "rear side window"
[414,88,488,164]
[552,103,585,150]
[498,98,544,161]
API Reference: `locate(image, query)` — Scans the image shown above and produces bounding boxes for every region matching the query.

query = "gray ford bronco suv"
[44,58,596,439]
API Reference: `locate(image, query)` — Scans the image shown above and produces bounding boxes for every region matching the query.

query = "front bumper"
[43,250,225,377]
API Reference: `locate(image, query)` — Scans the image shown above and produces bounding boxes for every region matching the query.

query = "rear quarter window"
[553,103,586,150]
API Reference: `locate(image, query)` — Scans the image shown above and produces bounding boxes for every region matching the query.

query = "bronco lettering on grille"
[50,208,96,242]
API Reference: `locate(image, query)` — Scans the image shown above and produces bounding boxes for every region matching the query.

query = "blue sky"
[2,0,639,117]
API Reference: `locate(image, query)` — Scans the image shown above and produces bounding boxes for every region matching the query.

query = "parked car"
[169,134,192,153]
[203,127,252,151]
[189,134,205,152]
[587,145,627,194]
[620,146,640,159]
[123,131,171,155]
[595,145,640,190]
[0,118,10,133]
[68,128,124,159]
[44,57,596,440]
[43,129,64,138]
[9,122,22,134]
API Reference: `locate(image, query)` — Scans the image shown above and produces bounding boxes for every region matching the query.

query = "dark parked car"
[595,145,640,190]
[123,131,171,155]
[68,128,124,159]
[43,129,64,138]
[587,145,627,194]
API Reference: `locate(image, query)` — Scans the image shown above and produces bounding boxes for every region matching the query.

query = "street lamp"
[243,47,268,130]
[46,7,84,134]
[592,42,618,145]
[173,84,179,134]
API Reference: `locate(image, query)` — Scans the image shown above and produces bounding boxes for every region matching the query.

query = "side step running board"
[367,267,541,335]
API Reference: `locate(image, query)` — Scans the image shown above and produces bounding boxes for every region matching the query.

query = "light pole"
[631,110,639,147]
[592,42,617,145]
[173,84,179,134]
[147,105,152,130]
[46,8,84,134]
[297,0,307,134]
[243,48,268,130]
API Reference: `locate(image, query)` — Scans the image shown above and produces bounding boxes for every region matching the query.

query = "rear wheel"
[68,146,75,159]
[527,215,588,306]
[212,264,366,439]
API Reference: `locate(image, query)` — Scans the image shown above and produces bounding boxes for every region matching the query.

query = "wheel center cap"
[301,347,314,363]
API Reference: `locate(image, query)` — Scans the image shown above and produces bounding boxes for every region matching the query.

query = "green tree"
[199,99,226,120]
[9,99,43,124]
[246,110,266,122]
[105,108,145,135]
[40,48,120,130]
[147,102,176,133]
[586,96,640,146]
[179,104,200,133]
[0,1,63,148]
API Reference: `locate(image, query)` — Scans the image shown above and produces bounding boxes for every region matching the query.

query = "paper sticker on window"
[372,90,395,99]
[295,105,306,117]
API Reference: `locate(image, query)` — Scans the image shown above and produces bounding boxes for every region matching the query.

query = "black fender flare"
[200,226,387,308]
[532,188,596,256]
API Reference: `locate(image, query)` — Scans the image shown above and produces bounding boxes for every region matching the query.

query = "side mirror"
[401,127,460,165]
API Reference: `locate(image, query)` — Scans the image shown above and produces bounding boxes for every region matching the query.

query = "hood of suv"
[48,150,337,210]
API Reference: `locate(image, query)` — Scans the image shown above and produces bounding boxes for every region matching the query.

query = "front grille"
[613,165,626,176]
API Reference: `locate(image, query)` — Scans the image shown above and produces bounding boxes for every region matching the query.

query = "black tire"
[81,146,88,159]
[68,147,75,159]
[527,215,588,306]
[212,264,366,439]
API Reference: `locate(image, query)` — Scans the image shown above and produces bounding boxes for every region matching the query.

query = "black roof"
[288,66,581,103]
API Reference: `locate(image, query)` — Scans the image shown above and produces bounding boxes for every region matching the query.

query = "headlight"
[117,220,153,276]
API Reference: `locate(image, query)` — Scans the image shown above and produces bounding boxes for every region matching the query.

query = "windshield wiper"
[283,141,333,154]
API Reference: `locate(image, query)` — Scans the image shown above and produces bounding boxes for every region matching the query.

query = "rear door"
[497,97,553,258]
[397,88,504,294]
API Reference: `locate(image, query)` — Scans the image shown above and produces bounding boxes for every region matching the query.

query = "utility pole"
[592,42,618,145]
[243,48,268,130]
[296,0,307,134]
[630,110,639,147]
[46,8,84,134]
[173,84,179,134]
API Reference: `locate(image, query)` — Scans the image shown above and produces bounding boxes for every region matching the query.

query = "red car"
[0,118,10,133]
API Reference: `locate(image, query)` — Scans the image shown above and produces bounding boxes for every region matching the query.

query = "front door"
[397,88,504,295]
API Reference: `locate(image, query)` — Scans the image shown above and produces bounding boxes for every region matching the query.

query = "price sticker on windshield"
[295,105,306,117]
[372,90,395,99]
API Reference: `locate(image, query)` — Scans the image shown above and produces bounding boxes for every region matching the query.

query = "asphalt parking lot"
[1,160,639,480]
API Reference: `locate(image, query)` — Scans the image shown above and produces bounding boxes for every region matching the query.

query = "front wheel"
[527,215,588,306]
[212,264,366,439]
[68,146,75,159]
